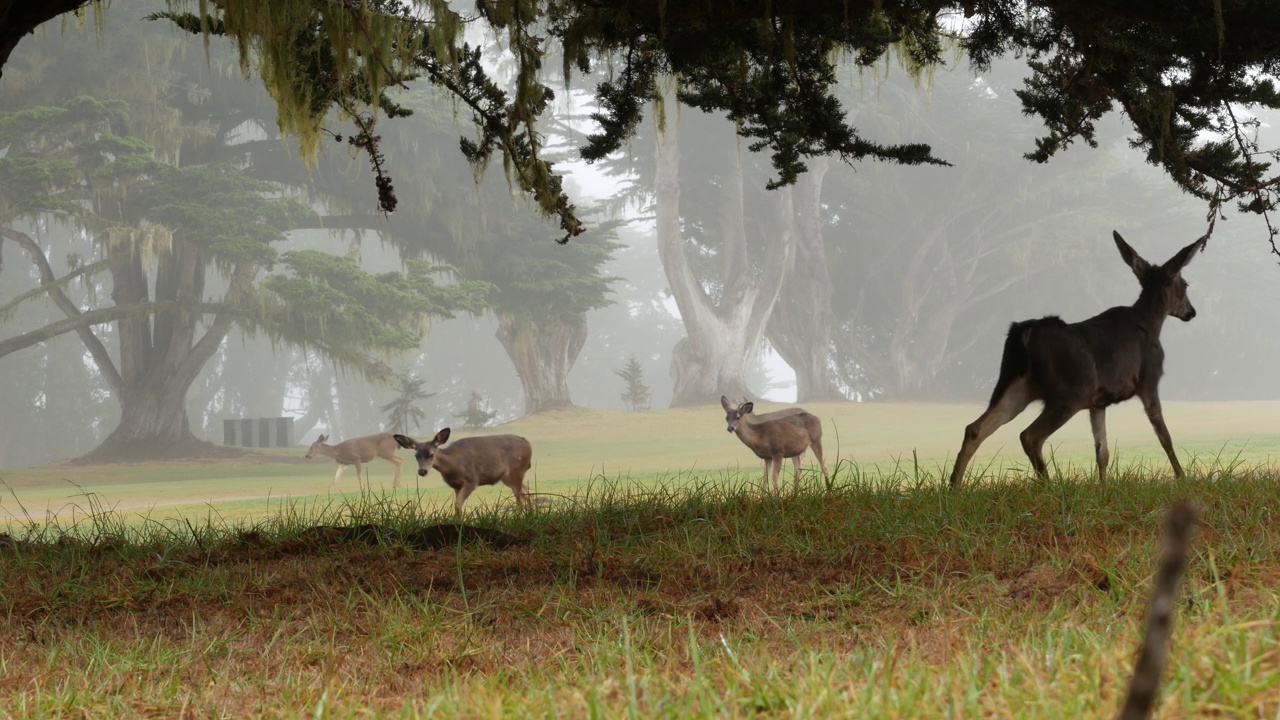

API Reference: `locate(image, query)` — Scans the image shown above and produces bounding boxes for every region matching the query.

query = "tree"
[454,391,496,429]
[282,84,622,415]
[614,356,651,412]
[655,97,798,406]
[11,2,1278,252]
[0,96,486,457]
[764,156,843,401]
[381,372,434,434]
[822,62,1108,399]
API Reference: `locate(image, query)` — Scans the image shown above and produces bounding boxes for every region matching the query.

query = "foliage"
[380,371,435,434]
[10,1,1280,250]
[614,354,651,412]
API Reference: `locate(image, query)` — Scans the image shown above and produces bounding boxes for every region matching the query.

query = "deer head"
[1113,231,1207,322]
[394,428,451,476]
[305,434,328,458]
[720,396,754,433]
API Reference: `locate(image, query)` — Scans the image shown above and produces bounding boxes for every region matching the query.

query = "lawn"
[1,465,1279,717]
[0,401,1277,717]
[2,399,1278,525]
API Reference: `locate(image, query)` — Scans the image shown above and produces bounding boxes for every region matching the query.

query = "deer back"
[436,435,532,488]
[738,409,821,457]
[331,433,397,464]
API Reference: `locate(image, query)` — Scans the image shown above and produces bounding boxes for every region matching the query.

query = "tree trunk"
[89,240,252,451]
[766,157,844,402]
[102,378,195,444]
[495,312,587,414]
[655,89,796,407]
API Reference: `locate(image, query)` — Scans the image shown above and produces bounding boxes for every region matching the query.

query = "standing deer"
[721,396,831,492]
[948,231,1207,488]
[305,432,405,492]
[394,429,534,516]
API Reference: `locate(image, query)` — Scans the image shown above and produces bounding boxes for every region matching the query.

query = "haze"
[2,0,1278,473]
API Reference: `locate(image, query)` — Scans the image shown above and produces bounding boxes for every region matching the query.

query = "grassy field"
[2,467,1280,717]
[1,401,1278,718]
[2,399,1278,525]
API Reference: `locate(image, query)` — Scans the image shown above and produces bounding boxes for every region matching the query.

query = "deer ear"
[1163,235,1208,273]
[317,434,327,443]
[740,402,754,414]
[434,427,452,445]
[1113,231,1152,277]
[393,434,416,449]
[721,395,734,411]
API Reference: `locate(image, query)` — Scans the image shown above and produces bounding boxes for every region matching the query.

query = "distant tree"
[286,83,622,416]
[615,356,651,412]
[0,97,487,457]
[454,391,496,429]
[381,372,435,434]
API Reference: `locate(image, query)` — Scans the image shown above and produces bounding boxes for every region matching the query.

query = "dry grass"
[2,463,1280,718]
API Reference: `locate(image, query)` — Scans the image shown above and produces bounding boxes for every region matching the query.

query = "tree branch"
[0,300,245,362]
[0,226,122,392]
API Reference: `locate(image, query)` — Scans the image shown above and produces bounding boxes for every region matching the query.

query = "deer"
[393,429,534,516]
[948,230,1207,488]
[721,396,831,492]
[305,432,405,492]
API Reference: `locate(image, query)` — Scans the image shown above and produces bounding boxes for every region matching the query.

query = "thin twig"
[1117,501,1199,720]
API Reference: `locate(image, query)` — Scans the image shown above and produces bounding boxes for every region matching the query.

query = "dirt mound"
[287,523,530,552]
[65,439,250,465]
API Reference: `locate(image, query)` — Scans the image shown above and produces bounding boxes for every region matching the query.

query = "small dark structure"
[223,417,295,448]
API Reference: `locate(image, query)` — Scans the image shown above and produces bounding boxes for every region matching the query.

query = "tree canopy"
[5,0,1278,250]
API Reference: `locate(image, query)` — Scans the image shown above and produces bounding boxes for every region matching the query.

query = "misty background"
[2,0,1278,469]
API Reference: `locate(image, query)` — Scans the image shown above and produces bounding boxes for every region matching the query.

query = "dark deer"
[394,429,533,515]
[721,396,831,491]
[306,432,405,492]
[949,231,1207,487]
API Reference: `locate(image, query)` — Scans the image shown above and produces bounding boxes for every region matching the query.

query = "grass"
[1,401,1279,717]
[2,460,1280,717]
[2,399,1279,525]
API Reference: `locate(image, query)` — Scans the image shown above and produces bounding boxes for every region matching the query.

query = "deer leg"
[791,455,803,492]
[1090,408,1110,480]
[389,454,403,490]
[330,464,347,492]
[453,484,478,517]
[1141,395,1185,478]
[950,377,1033,487]
[772,457,784,493]
[810,438,831,484]
[1019,404,1078,478]
[353,460,366,493]
[507,474,532,508]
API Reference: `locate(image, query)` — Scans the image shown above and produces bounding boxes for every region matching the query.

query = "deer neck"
[735,415,768,441]
[432,447,460,474]
[1132,290,1170,336]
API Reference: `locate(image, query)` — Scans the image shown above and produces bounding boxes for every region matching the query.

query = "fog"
[2,0,1278,469]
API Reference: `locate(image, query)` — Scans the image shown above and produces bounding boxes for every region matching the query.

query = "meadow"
[1,400,1279,718]
[2,399,1278,524]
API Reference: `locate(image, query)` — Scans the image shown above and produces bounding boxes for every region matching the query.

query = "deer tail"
[988,320,1038,405]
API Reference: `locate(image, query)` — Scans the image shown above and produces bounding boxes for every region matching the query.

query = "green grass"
[0,401,1278,716]
[3,400,1279,526]
[1,459,1280,717]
